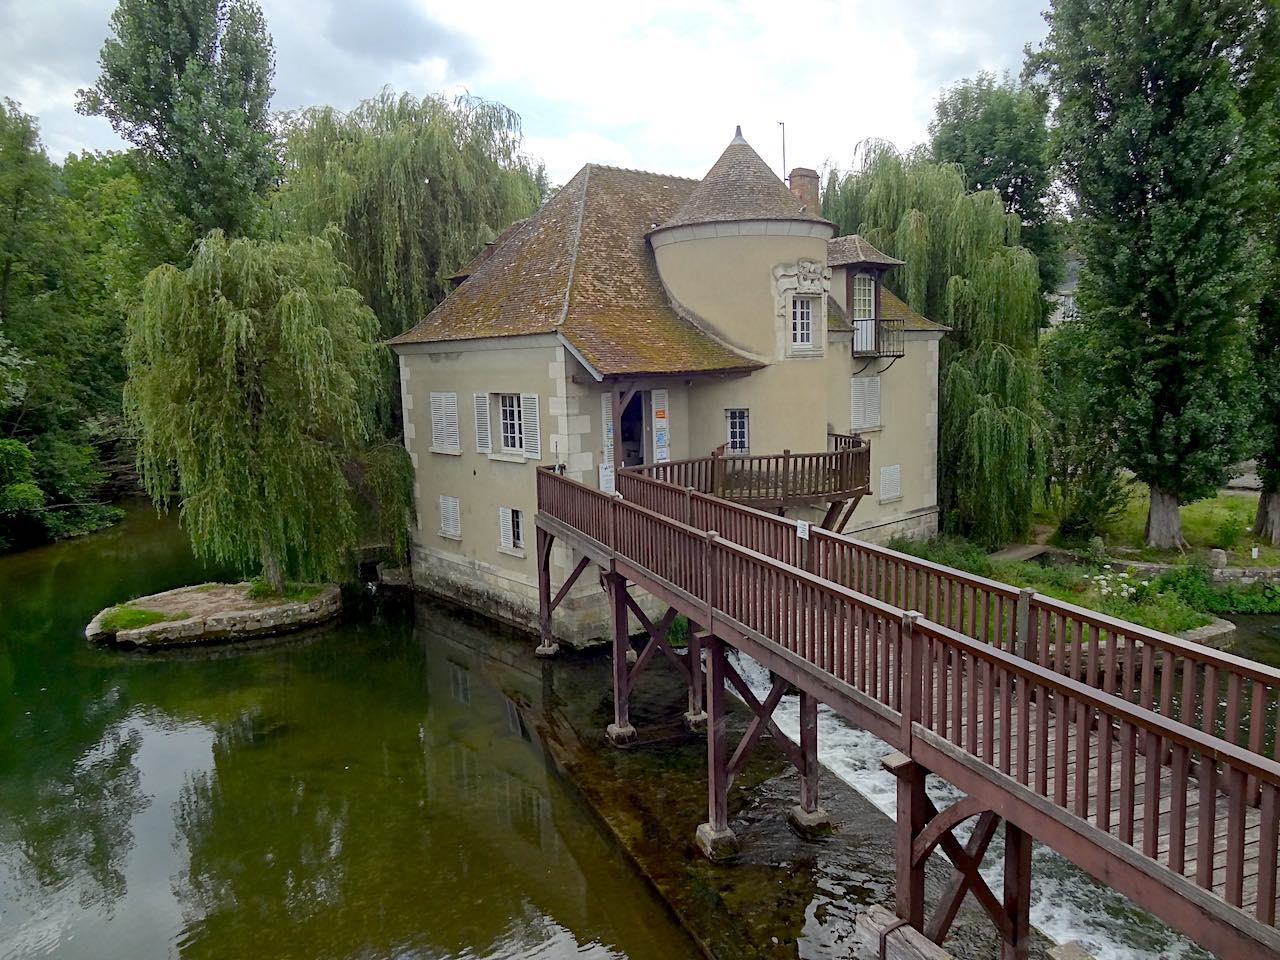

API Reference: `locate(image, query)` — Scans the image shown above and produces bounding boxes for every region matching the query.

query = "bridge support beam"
[883,750,1035,960]
[684,627,707,732]
[786,690,832,839]
[696,635,740,860]
[605,571,637,747]
[535,527,559,657]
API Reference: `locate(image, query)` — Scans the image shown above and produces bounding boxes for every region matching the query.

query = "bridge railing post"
[900,611,923,750]
[1014,587,1034,659]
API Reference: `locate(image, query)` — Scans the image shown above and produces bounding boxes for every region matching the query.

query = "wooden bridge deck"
[534,463,1280,959]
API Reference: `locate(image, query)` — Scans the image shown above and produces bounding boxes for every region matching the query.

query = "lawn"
[886,536,1211,634]
[1105,487,1280,566]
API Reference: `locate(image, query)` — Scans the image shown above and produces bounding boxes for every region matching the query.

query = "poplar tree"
[1037,0,1262,548]
[929,72,1062,300]
[824,146,1044,546]
[126,231,411,592]
[78,0,276,237]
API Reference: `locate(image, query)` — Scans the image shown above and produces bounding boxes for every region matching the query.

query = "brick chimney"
[789,167,820,214]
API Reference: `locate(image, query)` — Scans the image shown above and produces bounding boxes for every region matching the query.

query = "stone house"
[389,128,947,643]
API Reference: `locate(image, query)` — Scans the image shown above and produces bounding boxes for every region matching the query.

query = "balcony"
[850,317,905,358]
[625,439,871,511]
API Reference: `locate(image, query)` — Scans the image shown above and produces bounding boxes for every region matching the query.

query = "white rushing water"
[727,651,1210,960]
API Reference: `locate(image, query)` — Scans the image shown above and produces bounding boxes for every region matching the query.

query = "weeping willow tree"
[274,89,545,342]
[824,144,1044,546]
[126,230,413,593]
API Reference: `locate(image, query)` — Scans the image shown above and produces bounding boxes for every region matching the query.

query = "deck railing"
[613,464,1280,778]
[626,442,870,507]
[537,466,1280,924]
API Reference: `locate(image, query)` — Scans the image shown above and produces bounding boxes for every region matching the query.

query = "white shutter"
[498,506,513,549]
[431,392,447,448]
[474,393,492,453]
[850,375,882,431]
[439,495,461,536]
[444,392,460,451]
[651,388,670,463]
[520,393,540,458]
[879,464,902,502]
[430,392,460,452]
[599,392,615,493]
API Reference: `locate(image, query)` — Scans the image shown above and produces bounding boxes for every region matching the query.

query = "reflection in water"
[0,502,695,960]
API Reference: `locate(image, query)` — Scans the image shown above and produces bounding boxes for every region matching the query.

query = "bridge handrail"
[609,464,1280,759]
[540,466,1280,921]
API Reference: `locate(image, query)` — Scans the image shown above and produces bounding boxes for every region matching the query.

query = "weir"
[535,456,1280,959]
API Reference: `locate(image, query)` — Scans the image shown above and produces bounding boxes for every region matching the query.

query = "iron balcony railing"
[851,317,906,358]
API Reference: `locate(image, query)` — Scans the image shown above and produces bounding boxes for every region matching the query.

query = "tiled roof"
[827,234,904,268]
[658,129,831,230]
[880,287,949,332]
[389,164,761,377]
[447,218,529,282]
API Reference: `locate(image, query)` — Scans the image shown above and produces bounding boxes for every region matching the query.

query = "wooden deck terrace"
[534,463,1280,959]
[626,436,870,522]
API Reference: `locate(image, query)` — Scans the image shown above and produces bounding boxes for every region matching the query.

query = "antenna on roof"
[778,121,787,184]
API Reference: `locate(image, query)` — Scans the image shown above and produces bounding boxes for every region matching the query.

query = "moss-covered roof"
[447,218,529,283]
[827,234,904,268]
[880,287,949,332]
[389,164,761,377]
[657,129,831,231]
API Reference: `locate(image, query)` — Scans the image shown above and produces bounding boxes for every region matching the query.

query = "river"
[0,501,696,960]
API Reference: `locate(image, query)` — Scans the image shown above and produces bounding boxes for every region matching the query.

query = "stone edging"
[1177,617,1236,649]
[1109,557,1280,585]
[86,583,342,648]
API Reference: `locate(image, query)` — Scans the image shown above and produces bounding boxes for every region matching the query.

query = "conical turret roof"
[656,127,831,231]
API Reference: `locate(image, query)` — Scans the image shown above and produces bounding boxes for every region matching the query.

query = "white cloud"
[0,0,1048,184]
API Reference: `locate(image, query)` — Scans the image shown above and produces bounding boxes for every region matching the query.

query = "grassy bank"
[890,531,1280,631]
[1106,488,1280,566]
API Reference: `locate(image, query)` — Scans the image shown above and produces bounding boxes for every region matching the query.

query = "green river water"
[0,502,697,960]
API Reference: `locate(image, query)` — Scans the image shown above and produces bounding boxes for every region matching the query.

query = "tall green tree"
[929,71,1062,300]
[1037,0,1265,548]
[0,103,131,545]
[127,230,412,592]
[824,146,1044,546]
[274,90,545,341]
[77,0,276,237]
[1247,9,1280,544]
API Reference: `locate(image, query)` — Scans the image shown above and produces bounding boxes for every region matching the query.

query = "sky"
[0,0,1049,186]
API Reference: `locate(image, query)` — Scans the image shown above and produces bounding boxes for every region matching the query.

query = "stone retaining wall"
[86,584,343,648]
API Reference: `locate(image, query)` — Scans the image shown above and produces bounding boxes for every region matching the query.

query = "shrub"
[246,578,323,602]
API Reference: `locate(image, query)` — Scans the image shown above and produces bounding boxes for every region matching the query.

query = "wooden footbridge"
[534,453,1280,959]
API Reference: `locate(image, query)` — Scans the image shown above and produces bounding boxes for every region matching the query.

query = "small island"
[85,582,342,649]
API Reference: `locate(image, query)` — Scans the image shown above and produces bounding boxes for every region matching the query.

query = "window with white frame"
[498,394,522,451]
[429,391,460,453]
[499,506,524,552]
[852,274,875,320]
[850,376,882,431]
[726,408,750,455]
[790,296,815,347]
[476,393,540,459]
[439,495,461,538]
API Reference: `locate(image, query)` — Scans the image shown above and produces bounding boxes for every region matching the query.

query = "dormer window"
[791,296,816,347]
[852,274,875,320]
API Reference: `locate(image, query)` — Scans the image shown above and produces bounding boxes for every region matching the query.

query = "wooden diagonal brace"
[721,658,804,774]
[550,555,591,614]
[926,809,1010,944]
[727,674,790,781]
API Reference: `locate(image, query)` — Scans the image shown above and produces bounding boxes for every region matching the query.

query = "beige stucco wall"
[822,329,942,542]
[652,228,831,360]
